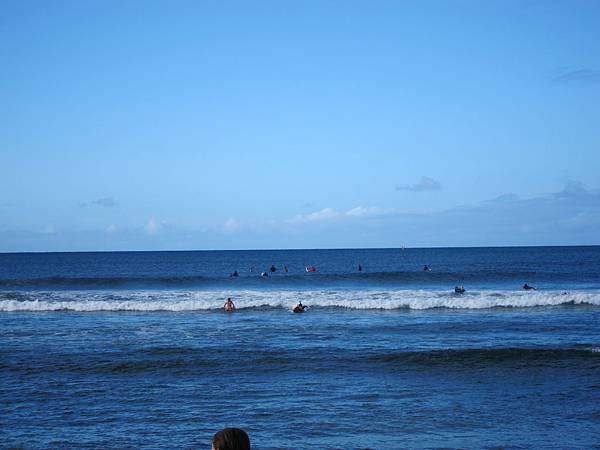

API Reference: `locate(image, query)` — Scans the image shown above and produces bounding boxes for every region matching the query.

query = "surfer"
[269,265,277,273]
[223,297,235,312]
[454,285,466,294]
[523,283,536,290]
[230,270,239,277]
[306,266,317,273]
[423,265,430,272]
[284,265,288,273]
[358,264,363,272]
[260,271,268,277]
[293,301,308,313]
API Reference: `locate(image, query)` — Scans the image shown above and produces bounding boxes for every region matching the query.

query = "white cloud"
[289,207,340,224]
[223,218,241,233]
[345,206,396,218]
[145,218,160,235]
[289,206,398,224]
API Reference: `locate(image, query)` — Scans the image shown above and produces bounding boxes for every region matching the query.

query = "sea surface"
[1,246,600,449]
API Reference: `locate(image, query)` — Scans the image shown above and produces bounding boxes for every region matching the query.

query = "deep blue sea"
[2,247,600,449]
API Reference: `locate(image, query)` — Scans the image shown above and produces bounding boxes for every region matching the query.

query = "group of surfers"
[453,283,539,294]
[223,264,542,310]
[231,265,290,277]
[223,297,307,313]
[231,264,370,277]
[224,282,541,313]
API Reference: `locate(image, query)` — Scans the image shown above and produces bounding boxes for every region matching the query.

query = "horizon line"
[1,243,599,255]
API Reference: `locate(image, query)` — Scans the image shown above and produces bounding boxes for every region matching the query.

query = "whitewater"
[2,288,600,311]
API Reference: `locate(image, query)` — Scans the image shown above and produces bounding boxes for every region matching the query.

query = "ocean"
[1,246,599,449]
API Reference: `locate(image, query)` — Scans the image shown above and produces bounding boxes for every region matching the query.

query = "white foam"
[1,289,599,312]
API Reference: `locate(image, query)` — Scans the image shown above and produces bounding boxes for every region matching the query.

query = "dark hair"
[212,428,251,450]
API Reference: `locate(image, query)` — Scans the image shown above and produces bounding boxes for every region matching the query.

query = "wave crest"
[1,289,599,312]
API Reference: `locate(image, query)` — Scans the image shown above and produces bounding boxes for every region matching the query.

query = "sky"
[1,0,599,251]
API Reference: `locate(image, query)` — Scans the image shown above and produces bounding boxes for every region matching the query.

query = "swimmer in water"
[454,285,466,294]
[293,302,308,313]
[223,297,235,312]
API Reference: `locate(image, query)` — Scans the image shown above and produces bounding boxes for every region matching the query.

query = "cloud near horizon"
[345,206,396,218]
[144,219,160,235]
[396,177,441,192]
[1,183,598,251]
[223,218,241,233]
[421,183,600,245]
[289,208,340,224]
[78,197,119,208]
[289,206,399,224]
[284,182,600,246]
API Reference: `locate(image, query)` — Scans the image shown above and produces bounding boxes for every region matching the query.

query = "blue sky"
[1,0,599,251]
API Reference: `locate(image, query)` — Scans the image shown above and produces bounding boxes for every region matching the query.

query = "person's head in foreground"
[212,428,251,450]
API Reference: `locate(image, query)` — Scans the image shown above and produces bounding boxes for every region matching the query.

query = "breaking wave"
[1,289,599,312]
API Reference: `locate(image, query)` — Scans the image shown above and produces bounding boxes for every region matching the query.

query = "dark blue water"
[2,247,600,448]
[2,246,599,290]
